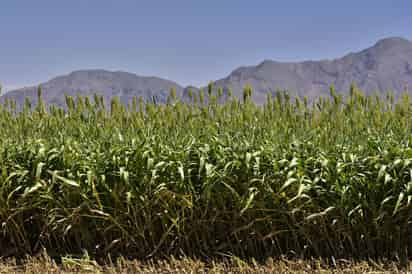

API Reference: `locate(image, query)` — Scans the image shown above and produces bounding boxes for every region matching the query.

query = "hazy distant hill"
[1,70,184,110]
[213,37,412,103]
[2,37,412,108]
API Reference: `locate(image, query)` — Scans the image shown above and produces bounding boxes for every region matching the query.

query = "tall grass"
[0,85,411,262]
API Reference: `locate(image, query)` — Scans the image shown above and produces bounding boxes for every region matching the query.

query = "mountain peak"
[258,59,276,66]
[373,37,412,49]
[2,37,412,107]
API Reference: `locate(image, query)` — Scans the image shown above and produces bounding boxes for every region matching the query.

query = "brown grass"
[0,254,410,274]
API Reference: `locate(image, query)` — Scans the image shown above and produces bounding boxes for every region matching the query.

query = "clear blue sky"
[1,0,411,91]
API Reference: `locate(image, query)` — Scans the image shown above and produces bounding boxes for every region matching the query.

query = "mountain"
[2,37,412,108]
[1,70,185,110]
[213,37,412,103]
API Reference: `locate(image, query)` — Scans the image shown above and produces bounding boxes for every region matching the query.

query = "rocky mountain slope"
[1,70,184,110]
[2,37,412,108]
[213,37,412,103]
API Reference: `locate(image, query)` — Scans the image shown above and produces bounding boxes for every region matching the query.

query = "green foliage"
[0,86,412,261]
[227,87,233,98]
[243,84,252,103]
[207,81,214,97]
[217,86,223,99]
[187,87,193,101]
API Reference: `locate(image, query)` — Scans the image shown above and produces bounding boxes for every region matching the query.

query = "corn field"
[0,85,411,262]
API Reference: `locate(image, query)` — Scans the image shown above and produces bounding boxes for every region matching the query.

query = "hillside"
[213,37,412,103]
[1,70,184,110]
[2,37,412,107]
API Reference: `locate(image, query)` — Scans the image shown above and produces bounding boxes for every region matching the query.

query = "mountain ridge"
[2,36,412,107]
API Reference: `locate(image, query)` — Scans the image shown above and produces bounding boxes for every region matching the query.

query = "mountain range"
[2,37,412,108]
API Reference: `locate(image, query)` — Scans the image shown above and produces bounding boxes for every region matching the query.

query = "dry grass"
[0,254,410,274]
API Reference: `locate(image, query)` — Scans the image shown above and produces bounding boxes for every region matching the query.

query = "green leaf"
[47,170,79,188]
[35,162,45,180]
[393,192,405,216]
[240,188,258,216]
[378,165,387,179]
[279,178,297,192]
[23,182,43,197]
